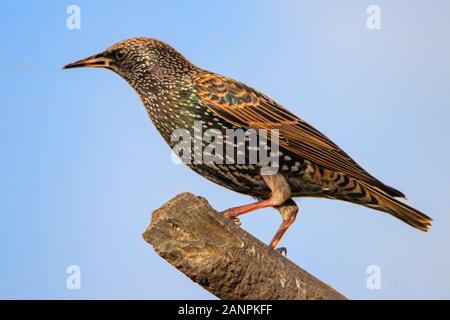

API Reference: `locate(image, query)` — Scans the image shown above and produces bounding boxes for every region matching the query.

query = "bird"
[64,37,432,251]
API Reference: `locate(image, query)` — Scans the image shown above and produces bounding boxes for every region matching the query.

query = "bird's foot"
[274,247,287,256]
[228,217,241,226]
[220,210,242,226]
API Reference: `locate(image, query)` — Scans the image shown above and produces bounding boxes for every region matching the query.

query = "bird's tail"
[357,181,432,231]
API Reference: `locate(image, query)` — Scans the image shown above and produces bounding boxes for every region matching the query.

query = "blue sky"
[0,0,449,299]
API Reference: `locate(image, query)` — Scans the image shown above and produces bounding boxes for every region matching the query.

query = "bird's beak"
[63,53,111,69]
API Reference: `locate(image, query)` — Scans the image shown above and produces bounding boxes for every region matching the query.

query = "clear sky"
[0,0,449,299]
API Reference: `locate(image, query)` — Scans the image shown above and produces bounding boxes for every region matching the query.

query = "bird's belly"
[185,151,336,199]
[186,162,270,197]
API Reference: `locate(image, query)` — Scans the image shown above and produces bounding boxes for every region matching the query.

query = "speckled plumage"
[64,37,431,249]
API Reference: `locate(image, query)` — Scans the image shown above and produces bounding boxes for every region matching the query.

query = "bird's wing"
[194,72,402,196]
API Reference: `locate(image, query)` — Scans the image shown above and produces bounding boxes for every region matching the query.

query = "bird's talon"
[274,247,287,256]
[220,210,241,226]
[232,218,241,226]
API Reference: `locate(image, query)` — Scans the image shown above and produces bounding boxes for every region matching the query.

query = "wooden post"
[143,192,346,300]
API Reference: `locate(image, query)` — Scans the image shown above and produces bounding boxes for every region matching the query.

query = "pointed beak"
[63,53,111,69]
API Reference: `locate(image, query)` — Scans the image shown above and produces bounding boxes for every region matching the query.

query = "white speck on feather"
[280,278,286,288]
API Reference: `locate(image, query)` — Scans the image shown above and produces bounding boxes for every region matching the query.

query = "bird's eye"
[115,50,126,61]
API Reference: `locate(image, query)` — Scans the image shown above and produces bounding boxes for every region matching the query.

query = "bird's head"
[63,37,195,90]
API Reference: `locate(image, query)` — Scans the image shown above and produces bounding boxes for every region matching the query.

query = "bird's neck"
[132,72,199,144]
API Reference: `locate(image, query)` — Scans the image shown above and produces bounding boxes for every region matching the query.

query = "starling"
[64,38,432,250]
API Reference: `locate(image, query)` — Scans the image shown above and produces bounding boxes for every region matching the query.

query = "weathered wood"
[143,192,346,300]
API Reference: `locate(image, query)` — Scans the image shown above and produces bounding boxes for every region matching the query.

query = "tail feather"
[360,182,432,231]
[376,182,405,198]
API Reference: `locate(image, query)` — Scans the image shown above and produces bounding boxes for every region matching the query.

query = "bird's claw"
[231,218,241,226]
[221,210,241,226]
[274,247,287,256]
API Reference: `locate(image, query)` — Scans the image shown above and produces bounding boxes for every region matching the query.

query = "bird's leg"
[269,198,298,253]
[222,199,274,226]
[222,173,291,226]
